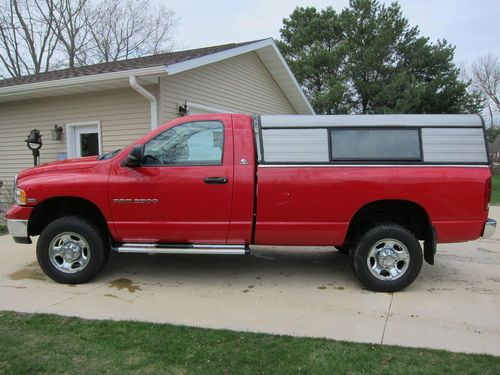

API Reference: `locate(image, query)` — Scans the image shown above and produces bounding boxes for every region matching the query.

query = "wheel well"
[345,200,433,246]
[29,197,109,238]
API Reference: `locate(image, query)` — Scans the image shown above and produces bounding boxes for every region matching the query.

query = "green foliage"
[492,176,500,205]
[278,0,483,114]
[486,126,500,143]
[1,311,500,374]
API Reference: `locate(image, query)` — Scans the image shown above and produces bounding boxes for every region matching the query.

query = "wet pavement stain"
[477,248,494,253]
[108,278,142,293]
[9,263,46,281]
[427,287,455,293]
[465,287,495,295]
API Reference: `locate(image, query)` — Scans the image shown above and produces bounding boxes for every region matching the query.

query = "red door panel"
[108,115,234,244]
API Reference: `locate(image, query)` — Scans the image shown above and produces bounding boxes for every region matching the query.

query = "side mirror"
[125,145,143,167]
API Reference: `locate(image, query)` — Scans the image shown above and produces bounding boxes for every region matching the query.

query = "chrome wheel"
[48,232,91,273]
[367,238,410,281]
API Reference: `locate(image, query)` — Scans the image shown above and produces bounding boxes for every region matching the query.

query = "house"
[0,38,314,197]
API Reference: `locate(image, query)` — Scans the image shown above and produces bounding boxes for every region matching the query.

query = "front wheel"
[352,224,423,292]
[37,215,109,284]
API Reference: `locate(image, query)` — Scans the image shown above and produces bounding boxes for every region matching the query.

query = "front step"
[113,243,248,255]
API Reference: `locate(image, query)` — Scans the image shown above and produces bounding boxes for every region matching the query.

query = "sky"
[167,0,500,67]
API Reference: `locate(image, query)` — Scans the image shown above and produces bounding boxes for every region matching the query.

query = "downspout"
[128,76,158,130]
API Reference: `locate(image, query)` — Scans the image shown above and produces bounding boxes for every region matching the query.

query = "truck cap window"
[330,128,421,161]
[143,121,224,166]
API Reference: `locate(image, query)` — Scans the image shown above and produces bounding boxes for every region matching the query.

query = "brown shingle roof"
[0,39,263,88]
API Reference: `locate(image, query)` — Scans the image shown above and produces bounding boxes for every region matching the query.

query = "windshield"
[98,149,121,160]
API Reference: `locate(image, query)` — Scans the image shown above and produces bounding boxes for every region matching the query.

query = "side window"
[143,121,224,166]
[330,128,421,161]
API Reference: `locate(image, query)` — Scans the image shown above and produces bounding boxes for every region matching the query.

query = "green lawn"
[0,312,498,374]
[492,175,500,206]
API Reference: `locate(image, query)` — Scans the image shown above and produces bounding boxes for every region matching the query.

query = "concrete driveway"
[1,206,499,356]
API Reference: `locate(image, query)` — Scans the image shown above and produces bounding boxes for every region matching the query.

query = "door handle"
[204,177,228,184]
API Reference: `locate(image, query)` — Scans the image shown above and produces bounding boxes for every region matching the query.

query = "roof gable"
[0,38,314,114]
[0,40,258,88]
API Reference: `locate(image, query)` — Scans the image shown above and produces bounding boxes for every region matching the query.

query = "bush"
[0,181,14,214]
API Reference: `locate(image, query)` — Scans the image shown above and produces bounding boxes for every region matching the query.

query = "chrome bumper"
[482,218,497,239]
[7,219,28,238]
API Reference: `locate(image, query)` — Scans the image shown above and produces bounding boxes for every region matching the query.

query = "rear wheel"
[352,224,422,292]
[37,215,109,284]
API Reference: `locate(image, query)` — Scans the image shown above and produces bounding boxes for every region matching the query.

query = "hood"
[17,156,100,179]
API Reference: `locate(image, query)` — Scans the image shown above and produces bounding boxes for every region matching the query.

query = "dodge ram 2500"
[7,113,496,291]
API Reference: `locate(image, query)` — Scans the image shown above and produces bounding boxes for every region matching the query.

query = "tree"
[0,0,178,78]
[278,0,482,115]
[471,55,500,110]
[277,7,349,114]
[84,0,177,65]
[485,126,500,143]
[48,0,91,69]
[469,54,500,127]
[0,0,59,77]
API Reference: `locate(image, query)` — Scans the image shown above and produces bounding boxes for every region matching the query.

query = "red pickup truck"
[7,113,496,291]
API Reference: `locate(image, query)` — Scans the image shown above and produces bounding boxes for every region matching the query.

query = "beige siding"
[0,86,153,202]
[160,51,296,123]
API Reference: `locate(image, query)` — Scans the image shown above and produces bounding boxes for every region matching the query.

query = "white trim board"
[0,66,166,98]
[66,120,102,158]
[267,42,314,115]
[165,39,275,75]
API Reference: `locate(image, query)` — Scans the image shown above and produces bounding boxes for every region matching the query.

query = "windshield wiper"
[98,149,121,160]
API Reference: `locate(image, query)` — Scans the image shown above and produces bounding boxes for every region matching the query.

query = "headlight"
[15,187,27,205]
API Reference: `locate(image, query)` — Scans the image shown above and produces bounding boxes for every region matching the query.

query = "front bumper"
[7,219,31,244]
[482,218,497,239]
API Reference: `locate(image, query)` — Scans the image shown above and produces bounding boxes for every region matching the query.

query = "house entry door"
[67,122,101,158]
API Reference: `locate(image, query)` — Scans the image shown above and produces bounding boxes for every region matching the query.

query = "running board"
[114,243,248,255]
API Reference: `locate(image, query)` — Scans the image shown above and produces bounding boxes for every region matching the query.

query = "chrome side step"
[114,243,248,255]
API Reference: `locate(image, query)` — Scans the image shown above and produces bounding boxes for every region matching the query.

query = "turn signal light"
[15,188,27,205]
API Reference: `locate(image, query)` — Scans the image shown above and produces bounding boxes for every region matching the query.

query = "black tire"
[36,215,109,284]
[335,246,349,254]
[352,224,422,292]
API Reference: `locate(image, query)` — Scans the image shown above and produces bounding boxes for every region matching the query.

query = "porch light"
[178,103,188,117]
[51,125,63,141]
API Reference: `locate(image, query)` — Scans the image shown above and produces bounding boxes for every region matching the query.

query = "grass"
[0,224,7,235]
[0,312,499,374]
[492,175,500,206]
